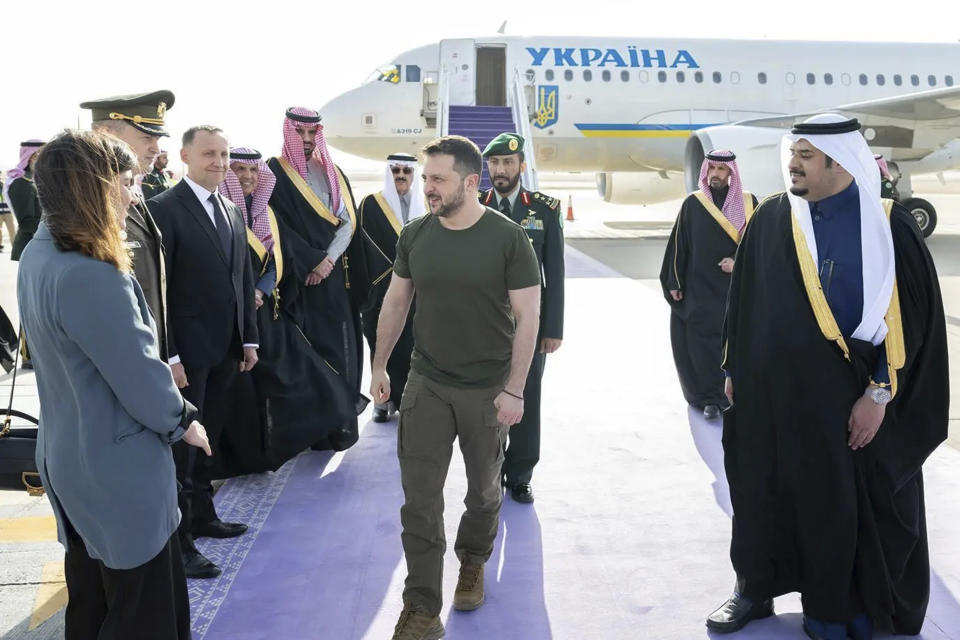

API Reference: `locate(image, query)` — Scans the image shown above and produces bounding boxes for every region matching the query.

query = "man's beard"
[493,171,521,195]
[303,144,315,157]
[434,182,466,218]
[394,177,409,195]
[789,186,810,197]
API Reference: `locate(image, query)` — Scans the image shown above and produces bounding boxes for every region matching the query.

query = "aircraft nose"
[320,87,370,142]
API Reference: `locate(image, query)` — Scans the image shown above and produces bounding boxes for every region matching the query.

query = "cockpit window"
[406,65,421,82]
[365,65,401,84]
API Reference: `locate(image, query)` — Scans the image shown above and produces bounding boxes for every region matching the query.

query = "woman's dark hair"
[33,130,136,272]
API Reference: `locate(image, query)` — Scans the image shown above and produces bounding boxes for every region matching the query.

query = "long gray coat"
[17,223,197,569]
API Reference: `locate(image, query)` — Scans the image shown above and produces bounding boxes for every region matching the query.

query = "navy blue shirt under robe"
[810,180,888,385]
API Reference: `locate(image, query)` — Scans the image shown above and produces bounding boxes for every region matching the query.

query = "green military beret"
[79,90,175,137]
[482,132,525,157]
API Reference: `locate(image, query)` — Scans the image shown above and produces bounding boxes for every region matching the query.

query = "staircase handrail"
[510,68,539,191]
[437,69,451,137]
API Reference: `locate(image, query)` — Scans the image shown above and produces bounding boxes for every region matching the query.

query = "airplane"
[320,36,960,237]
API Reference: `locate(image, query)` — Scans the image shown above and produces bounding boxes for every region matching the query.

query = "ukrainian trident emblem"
[534,85,558,129]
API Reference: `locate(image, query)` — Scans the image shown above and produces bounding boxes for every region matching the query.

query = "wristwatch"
[867,386,892,406]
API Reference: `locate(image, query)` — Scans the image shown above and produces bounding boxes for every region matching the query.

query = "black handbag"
[0,326,42,495]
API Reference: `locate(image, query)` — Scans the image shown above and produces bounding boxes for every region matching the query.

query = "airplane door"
[476,46,506,106]
[440,38,476,106]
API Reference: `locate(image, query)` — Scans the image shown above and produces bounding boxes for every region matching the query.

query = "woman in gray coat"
[17,130,211,640]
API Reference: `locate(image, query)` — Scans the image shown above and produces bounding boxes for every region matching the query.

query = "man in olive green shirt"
[371,136,541,640]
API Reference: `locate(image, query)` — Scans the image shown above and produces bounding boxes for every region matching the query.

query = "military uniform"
[80,90,175,359]
[142,167,172,200]
[480,133,565,497]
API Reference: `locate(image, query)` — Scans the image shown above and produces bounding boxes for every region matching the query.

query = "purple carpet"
[185,249,960,639]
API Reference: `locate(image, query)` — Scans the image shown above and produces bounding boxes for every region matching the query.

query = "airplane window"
[712,71,722,83]
[658,70,667,83]
[583,70,592,81]
[824,73,834,85]
[911,74,920,86]
[786,72,796,85]
[757,72,767,84]
[947,75,955,86]
[841,73,851,86]
[602,70,611,82]
[639,70,649,83]
[677,71,686,83]
[806,73,815,85]
[894,74,903,86]
[564,69,573,81]
[621,70,630,82]
[545,69,555,81]
[525,69,536,82]
[695,71,704,83]
[858,74,868,85]
[929,74,937,86]
[730,72,740,84]
[876,74,885,86]
[406,65,421,82]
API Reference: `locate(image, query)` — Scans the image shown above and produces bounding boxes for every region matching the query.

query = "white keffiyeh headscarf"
[781,113,895,346]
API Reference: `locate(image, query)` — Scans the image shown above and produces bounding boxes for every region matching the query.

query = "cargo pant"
[398,369,509,616]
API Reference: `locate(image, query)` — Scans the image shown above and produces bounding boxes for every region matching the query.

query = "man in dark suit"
[149,125,260,578]
[83,90,174,358]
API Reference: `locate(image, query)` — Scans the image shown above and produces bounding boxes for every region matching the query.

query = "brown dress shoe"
[391,603,444,640]
[453,563,485,611]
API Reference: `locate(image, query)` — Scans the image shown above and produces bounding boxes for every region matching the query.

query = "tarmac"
[1,177,959,639]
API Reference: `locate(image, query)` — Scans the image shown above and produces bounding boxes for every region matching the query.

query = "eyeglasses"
[391,166,413,175]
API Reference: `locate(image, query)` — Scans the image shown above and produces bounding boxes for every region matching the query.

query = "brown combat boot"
[391,603,444,640]
[453,562,485,611]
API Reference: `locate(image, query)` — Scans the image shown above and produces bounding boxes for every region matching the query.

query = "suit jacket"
[126,199,168,359]
[148,179,259,369]
[17,223,197,569]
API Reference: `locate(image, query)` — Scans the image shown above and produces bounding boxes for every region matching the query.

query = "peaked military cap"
[482,132,525,157]
[79,90,175,136]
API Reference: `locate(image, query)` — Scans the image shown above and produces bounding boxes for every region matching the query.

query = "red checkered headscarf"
[220,147,276,252]
[4,140,44,204]
[282,107,341,213]
[698,149,746,232]
[874,154,892,180]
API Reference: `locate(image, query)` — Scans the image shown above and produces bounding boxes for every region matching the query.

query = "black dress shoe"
[193,519,248,539]
[703,404,722,420]
[510,484,535,504]
[182,549,221,579]
[372,407,388,423]
[706,593,774,633]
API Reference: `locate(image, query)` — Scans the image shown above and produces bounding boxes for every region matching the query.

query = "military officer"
[82,90,174,360]
[479,132,564,504]
[142,149,173,200]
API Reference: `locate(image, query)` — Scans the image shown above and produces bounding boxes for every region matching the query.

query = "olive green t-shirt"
[393,208,541,388]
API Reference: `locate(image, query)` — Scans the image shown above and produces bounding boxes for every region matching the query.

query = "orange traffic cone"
[566,195,574,222]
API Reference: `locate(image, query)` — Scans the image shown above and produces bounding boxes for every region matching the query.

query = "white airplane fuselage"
[321,36,960,202]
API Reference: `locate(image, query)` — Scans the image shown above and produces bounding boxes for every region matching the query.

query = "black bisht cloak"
[266,158,389,449]
[722,194,948,631]
[216,209,370,476]
[358,192,414,407]
[660,189,756,408]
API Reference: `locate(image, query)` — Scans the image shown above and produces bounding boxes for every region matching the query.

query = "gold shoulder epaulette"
[532,191,560,210]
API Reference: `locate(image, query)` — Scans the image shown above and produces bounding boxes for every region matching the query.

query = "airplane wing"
[732,86,960,161]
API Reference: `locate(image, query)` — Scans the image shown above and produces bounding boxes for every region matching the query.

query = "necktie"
[245,194,254,228]
[499,197,512,217]
[208,193,232,262]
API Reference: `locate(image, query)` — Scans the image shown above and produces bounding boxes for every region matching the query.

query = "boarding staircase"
[437,69,540,192]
